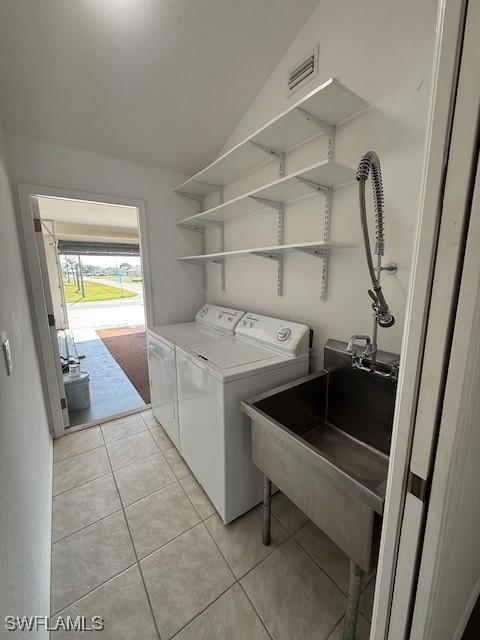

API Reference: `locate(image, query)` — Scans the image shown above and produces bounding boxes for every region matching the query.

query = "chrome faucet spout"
[346,335,372,355]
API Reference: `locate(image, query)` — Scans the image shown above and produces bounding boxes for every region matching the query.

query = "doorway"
[38,197,150,428]
[18,186,153,437]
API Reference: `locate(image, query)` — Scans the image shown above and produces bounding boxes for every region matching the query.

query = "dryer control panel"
[195,304,245,331]
[235,313,309,356]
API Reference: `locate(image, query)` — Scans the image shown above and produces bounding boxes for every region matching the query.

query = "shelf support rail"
[218,222,226,290]
[296,107,336,160]
[249,196,284,296]
[293,176,333,300]
[177,184,225,290]
[321,187,333,300]
[249,141,286,178]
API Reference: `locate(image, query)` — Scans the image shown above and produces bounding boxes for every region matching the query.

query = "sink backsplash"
[324,339,398,455]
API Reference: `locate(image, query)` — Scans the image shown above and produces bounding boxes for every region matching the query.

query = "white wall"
[0,126,52,637]
[203,0,439,368]
[5,132,205,327]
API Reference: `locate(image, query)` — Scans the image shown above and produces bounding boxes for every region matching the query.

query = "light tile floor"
[52,409,374,639]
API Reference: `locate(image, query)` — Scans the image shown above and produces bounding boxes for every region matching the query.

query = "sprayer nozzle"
[378,314,395,328]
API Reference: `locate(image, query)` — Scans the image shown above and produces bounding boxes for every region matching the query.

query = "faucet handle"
[346,335,371,354]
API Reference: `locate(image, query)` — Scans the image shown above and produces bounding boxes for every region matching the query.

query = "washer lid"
[150,322,224,346]
[189,338,278,369]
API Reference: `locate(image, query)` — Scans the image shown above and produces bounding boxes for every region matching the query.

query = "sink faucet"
[346,335,375,366]
[347,334,398,380]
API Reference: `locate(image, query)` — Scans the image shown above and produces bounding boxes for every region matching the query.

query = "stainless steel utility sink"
[241,339,397,574]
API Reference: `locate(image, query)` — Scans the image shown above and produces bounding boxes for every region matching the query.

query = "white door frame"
[371,0,471,637]
[16,183,153,438]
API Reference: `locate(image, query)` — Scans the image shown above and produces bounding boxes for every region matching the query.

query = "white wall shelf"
[178,240,356,263]
[177,160,355,228]
[174,78,368,198]
[175,77,367,298]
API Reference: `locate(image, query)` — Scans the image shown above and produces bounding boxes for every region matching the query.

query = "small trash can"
[64,364,91,412]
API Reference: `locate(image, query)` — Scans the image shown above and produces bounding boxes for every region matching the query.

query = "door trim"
[16,183,153,437]
[371,0,468,636]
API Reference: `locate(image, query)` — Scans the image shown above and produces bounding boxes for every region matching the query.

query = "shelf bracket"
[249,141,286,177]
[296,107,336,160]
[295,247,326,257]
[296,107,333,136]
[175,190,206,212]
[251,251,282,259]
[178,223,204,232]
[249,190,284,297]
[248,196,284,212]
[250,251,283,296]
[191,180,225,206]
[295,176,330,196]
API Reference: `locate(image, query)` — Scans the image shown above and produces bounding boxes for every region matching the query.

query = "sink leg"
[343,560,364,640]
[263,475,272,546]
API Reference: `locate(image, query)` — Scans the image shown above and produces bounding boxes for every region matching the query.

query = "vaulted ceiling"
[0,0,319,173]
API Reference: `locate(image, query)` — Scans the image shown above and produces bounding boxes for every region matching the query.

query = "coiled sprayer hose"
[356,151,395,328]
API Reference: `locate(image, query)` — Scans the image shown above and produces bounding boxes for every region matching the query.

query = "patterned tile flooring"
[51,410,374,639]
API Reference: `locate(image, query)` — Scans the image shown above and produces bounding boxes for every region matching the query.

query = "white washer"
[176,312,310,523]
[147,304,245,449]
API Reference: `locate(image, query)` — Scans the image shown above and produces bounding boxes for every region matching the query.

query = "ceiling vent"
[287,46,319,96]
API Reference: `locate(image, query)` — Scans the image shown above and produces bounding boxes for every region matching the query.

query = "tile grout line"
[165,473,259,640]
[292,531,350,598]
[52,505,124,545]
[119,478,179,510]
[138,519,202,564]
[50,560,139,617]
[52,447,170,502]
[198,503,289,639]
[54,513,204,616]
[292,526,375,597]
[53,468,113,498]
[54,414,172,480]
[169,584,237,639]
[100,424,163,640]
[53,411,361,638]
[53,440,105,464]
[237,583,275,640]
[324,616,344,640]
[51,413,176,629]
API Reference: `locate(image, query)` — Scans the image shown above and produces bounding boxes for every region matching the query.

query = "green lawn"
[63,280,136,303]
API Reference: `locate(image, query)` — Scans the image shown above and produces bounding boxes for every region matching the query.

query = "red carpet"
[96,325,150,403]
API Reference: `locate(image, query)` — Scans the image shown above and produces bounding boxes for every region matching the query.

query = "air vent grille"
[288,47,318,96]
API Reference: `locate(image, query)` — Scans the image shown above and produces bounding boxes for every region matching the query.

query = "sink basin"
[241,339,397,573]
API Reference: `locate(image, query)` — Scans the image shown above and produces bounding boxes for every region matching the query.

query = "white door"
[25,198,69,435]
[372,1,480,637]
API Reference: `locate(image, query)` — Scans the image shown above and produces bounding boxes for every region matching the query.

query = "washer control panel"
[236,313,309,356]
[276,328,292,342]
[195,304,245,331]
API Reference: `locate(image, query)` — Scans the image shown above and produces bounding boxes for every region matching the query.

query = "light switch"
[2,335,13,376]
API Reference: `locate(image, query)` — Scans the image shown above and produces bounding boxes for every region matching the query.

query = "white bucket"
[64,367,91,412]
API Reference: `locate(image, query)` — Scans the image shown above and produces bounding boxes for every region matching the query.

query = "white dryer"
[176,312,310,523]
[147,304,245,449]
